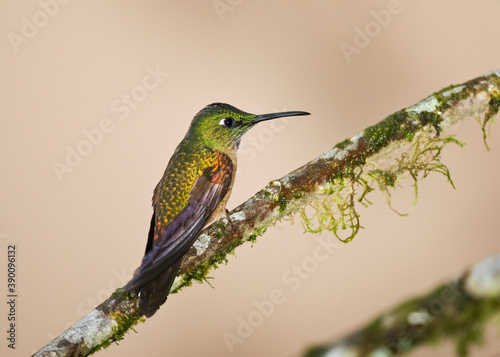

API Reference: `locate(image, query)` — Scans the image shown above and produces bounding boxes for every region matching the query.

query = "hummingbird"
[125,103,310,317]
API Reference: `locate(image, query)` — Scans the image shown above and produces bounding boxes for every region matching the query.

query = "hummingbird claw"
[225,209,235,232]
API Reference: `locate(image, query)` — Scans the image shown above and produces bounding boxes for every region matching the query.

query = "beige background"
[2,1,500,356]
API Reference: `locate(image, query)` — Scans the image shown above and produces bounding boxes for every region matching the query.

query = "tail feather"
[137,258,182,317]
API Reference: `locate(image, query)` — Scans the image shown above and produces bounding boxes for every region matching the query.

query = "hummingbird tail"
[138,258,182,317]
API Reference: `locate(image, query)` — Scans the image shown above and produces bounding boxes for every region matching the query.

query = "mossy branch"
[304,253,500,357]
[33,69,500,356]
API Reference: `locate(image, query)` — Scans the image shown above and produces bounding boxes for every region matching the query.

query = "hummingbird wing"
[125,154,233,316]
[145,175,229,279]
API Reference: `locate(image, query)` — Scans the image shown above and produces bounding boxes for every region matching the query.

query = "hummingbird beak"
[251,110,310,124]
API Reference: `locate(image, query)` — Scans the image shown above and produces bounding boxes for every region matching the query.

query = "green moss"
[364,111,410,152]
[213,220,228,238]
[246,226,267,245]
[277,192,288,214]
[481,97,500,150]
[369,169,397,188]
[262,181,289,215]
[363,88,472,155]
[172,223,270,293]
[290,186,306,200]
[299,176,362,244]
[434,82,472,110]
[88,311,144,355]
[111,289,132,301]
[404,130,415,142]
[303,346,331,357]
[176,247,234,288]
[452,296,500,357]
[335,138,353,150]
[110,311,142,338]
[418,111,442,136]
[212,245,232,265]
[299,125,462,244]
[247,233,258,243]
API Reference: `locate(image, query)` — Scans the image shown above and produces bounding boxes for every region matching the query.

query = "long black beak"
[252,110,310,124]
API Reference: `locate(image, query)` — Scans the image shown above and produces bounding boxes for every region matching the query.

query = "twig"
[303,253,500,357]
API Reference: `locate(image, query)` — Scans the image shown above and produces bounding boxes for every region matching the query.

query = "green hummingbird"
[125,103,310,317]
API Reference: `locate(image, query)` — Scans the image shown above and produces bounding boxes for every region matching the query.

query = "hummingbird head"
[186,103,310,153]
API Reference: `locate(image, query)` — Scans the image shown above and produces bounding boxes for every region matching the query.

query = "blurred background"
[2,1,500,356]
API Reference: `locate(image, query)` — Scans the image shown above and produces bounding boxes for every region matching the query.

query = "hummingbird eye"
[219,117,236,128]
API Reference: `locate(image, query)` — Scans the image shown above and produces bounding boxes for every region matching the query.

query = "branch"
[33,69,500,356]
[303,252,500,357]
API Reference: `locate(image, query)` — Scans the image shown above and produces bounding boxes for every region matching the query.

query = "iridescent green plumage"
[153,147,227,226]
[125,103,310,317]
